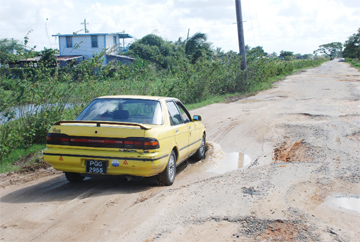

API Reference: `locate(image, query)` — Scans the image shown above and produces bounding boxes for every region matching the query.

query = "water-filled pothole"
[239,99,264,104]
[330,197,360,213]
[206,152,252,174]
[175,142,252,185]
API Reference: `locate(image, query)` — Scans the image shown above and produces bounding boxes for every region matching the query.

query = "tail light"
[46,133,159,149]
[46,134,70,145]
[124,138,160,149]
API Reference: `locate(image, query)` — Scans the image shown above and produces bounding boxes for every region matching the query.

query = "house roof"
[18,55,83,62]
[17,56,41,62]
[56,55,84,61]
[106,54,135,60]
[52,33,133,38]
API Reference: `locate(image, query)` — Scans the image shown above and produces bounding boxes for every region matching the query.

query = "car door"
[166,101,189,163]
[174,101,199,155]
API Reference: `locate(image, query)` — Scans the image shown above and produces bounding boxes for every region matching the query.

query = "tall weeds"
[0,55,326,162]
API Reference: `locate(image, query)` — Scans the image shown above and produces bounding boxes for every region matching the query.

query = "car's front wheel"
[193,134,206,160]
[157,150,176,186]
[65,172,85,183]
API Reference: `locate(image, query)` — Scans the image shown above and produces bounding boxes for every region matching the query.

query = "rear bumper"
[43,147,169,177]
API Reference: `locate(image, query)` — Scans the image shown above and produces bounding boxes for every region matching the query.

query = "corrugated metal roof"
[106,54,135,60]
[56,55,83,61]
[18,56,41,62]
[18,55,83,62]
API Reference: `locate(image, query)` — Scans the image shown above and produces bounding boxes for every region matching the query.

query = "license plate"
[86,160,107,174]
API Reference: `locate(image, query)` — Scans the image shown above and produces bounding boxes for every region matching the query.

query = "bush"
[0,48,327,163]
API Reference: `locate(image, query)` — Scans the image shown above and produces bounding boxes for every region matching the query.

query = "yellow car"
[43,95,206,186]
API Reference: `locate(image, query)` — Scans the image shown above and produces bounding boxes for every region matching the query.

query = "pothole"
[177,142,252,180]
[238,99,264,104]
[206,152,252,174]
[329,197,360,213]
[273,140,313,163]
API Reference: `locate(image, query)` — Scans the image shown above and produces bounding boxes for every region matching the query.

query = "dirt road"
[1,60,360,241]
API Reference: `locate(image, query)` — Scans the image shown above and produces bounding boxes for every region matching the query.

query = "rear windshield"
[76,98,163,125]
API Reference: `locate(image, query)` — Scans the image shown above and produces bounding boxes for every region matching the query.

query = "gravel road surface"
[1,60,359,241]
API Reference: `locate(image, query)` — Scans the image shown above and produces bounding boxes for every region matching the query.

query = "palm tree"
[184,32,207,56]
[184,33,213,63]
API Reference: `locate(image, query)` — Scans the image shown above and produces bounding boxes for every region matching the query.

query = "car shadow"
[1,159,199,204]
[0,174,160,204]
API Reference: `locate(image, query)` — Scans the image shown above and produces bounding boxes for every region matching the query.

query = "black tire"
[193,134,206,160]
[65,172,85,183]
[157,150,177,186]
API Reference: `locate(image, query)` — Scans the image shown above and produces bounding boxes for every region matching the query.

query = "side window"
[91,35,98,48]
[176,102,191,123]
[66,36,72,48]
[166,102,184,126]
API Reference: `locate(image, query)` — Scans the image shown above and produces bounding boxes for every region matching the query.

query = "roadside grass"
[346,58,360,70]
[0,144,46,173]
[187,65,320,110]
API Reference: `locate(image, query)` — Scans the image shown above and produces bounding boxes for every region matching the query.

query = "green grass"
[187,64,322,111]
[346,58,360,70]
[0,144,45,173]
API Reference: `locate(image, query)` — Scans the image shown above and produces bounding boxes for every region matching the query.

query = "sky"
[0,0,359,55]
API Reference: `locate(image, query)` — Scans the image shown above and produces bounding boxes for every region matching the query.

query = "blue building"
[52,32,134,65]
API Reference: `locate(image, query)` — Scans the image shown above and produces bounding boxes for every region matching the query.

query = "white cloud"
[0,0,359,55]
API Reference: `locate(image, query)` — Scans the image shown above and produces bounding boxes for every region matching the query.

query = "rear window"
[76,98,163,125]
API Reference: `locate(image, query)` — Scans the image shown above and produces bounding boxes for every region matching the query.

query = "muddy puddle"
[176,142,252,184]
[239,99,264,104]
[328,197,360,213]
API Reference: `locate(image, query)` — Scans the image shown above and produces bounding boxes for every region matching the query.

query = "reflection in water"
[0,103,75,124]
[178,142,252,179]
[331,197,360,213]
[207,152,252,174]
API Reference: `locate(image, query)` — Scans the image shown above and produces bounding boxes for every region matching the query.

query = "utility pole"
[235,0,247,70]
[81,19,89,33]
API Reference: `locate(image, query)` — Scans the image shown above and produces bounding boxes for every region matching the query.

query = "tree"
[40,48,58,67]
[127,34,185,69]
[0,38,24,64]
[343,28,360,59]
[247,46,268,57]
[314,42,343,58]
[279,50,294,60]
[185,32,213,63]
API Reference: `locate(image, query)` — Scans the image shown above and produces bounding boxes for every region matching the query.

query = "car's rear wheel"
[157,150,176,186]
[65,172,85,183]
[193,134,206,160]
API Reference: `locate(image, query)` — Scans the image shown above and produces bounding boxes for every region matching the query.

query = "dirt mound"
[0,167,62,187]
[273,140,312,163]
[0,153,59,187]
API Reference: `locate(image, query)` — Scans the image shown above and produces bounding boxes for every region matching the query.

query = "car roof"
[96,95,178,101]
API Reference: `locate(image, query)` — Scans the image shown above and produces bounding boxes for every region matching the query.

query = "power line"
[45,18,52,48]
[245,0,256,46]
[253,0,263,46]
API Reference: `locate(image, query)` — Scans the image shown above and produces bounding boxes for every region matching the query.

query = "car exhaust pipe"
[122,175,132,182]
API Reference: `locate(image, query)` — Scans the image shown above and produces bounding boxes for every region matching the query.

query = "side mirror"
[193,115,202,121]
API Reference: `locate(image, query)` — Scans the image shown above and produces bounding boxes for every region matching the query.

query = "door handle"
[188,126,191,129]
[175,129,179,133]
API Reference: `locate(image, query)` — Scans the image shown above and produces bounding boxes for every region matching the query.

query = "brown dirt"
[273,140,313,163]
[258,220,309,241]
[12,152,52,173]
